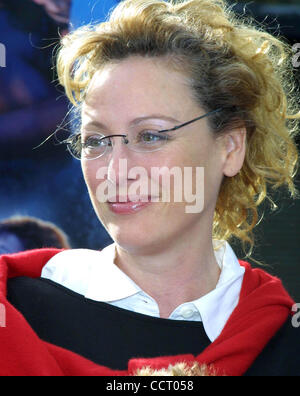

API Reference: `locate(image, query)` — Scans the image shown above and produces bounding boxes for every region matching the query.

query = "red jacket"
[0,248,295,376]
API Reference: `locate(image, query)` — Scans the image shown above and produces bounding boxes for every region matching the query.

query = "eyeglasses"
[64,108,223,160]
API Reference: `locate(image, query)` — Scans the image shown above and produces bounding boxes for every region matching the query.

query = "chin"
[107,221,155,251]
[96,201,185,253]
[106,220,173,257]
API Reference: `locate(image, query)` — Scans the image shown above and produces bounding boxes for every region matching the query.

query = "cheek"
[147,149,191,203]
[161,140,221,205]
[81,161,103,197]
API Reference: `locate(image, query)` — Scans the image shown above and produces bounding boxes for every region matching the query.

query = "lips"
[107,201,153,214]
[107,195,158,203]
[107,196,159,214]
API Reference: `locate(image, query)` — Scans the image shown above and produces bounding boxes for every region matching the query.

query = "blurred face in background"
[32,0,71,24]
[0,231,25,255]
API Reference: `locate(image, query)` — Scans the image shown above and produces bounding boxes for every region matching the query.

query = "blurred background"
[0,0,299,300]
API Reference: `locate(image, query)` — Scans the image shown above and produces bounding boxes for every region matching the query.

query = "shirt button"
[180,307,195,319]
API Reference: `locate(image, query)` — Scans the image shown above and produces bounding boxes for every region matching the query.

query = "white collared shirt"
[41,240,245,342]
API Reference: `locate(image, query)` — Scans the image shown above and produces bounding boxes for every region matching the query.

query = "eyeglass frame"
[64,107,223,160]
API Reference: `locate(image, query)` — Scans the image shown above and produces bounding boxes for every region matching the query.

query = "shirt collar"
[85,239,242,303]
[191,241,245,341]
[85,244,141,301]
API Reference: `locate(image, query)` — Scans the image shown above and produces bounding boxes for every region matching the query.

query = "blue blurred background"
[0,0,299,299]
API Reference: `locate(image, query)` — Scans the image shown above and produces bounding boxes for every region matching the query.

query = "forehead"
[82,56,198,125]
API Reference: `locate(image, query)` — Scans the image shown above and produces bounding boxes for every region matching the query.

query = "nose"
[106,136,135,185]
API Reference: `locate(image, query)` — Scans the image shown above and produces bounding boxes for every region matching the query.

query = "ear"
[220,128,247,177]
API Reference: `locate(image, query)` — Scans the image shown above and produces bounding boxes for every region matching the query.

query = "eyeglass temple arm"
[159,108,223,133]
[63,133,128,146]
[62,108,223,142]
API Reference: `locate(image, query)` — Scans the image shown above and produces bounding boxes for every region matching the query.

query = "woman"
[0,0,299,376]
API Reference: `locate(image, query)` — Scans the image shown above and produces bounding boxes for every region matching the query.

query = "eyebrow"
[132,114,181,125]
[82,114,181,131]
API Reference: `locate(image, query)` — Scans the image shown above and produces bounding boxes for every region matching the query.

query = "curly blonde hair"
[57,0,300,262]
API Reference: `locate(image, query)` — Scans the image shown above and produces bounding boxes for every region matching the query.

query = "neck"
[115,228,221,319]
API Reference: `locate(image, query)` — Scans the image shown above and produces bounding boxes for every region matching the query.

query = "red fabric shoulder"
[0,249,63,297]
[193,260,295,375]
[0,248,128,376]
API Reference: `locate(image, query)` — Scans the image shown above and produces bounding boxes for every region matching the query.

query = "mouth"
[107,196,159,215]
[107,195,159,204]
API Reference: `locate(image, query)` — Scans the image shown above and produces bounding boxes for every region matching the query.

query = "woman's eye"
[83,136,106,148]
[138,130,169,143]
